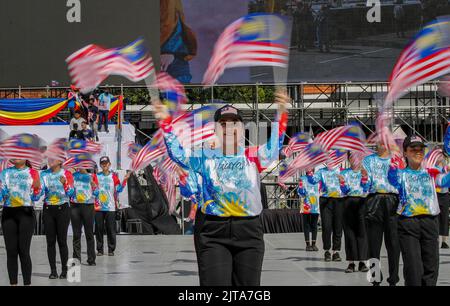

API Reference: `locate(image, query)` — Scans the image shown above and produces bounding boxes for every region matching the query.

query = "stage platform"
[1,233,450,286]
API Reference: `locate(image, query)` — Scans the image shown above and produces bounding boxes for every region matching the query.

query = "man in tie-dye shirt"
[95,156,130,256]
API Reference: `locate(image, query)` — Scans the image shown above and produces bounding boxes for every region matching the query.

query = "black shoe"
[312,245,319,252]
[97,252,103,256]
[59,272,67,279]
[324,251,332,262]
[345,263,356,273]
[332,252,342,262]
[442,242,449,249]
[359,262,369,272]
[49,272,58,280]
[87,261,96,266]
[108,252,114,256]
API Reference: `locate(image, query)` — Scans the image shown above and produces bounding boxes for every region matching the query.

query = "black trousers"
[70,203,96,263]
[319,197,344,251]
[343,197,368,261]
[195,212,265,286]
[437,193,449,237]
[302,213,319,242]
[95,211,116,253]
[43,203,71,273]
[398,215,439,286]
[1,207,35,285]
[365,193,400,285]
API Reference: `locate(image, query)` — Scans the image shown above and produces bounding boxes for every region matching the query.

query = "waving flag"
[0,134,44,169]
[67,139,102,156]
[282,132,311,157]
[63,153,96,170]
[328,149,348,169]
[45,138,68,162]
[171,105,219,149]
[203,13,289,85]
[66,38,155,93]
[349,148,374,169]
[154,72,187,118]
[127,142,143,160]
[385,16,450,107]
[315,124,366,152]
[279,143,329,183]
[130,131,166,172]
[423,148,444,169]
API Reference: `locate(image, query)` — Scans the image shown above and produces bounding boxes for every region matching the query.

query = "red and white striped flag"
[45,138,68,162]
[0,134,44,169]
[66,38,155,93]
[202,13,289,85]
[130,131,166,172]
[385,17,450,108]
[423,148,444,169]
[327,149,348,169]
[314,124,366,153]
[278,143,329,183]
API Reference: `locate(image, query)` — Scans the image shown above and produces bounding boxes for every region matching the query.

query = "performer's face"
[404,145,425,168]
[11,159,26,168]
[376,143,387,156]
[48,158,62,169]
[216,119,244,153]
[100,162,110,172]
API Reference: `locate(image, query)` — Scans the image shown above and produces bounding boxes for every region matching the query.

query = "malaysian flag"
[314,124,366,152]
[384,16,450,108]
[171,105,219,149]
[278,143,329,183]
[66,38,155,93]
[374,114,400,151]
[63,153,96,170]
[327,149,348,169]
[423,148,444,169]
[154,72,187,118]
[349,148,374,169]
[67,139,102,156]
[282,132,311,157]
[130,131,166,172]
[45,138,68,162]
[0,134,44,169]
[203,13,290,85]
[127,142,143,160]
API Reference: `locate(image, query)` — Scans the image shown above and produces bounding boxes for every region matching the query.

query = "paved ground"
[1,233,450,286]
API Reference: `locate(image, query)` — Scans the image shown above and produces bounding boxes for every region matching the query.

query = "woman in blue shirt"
[389,136,450,286]
[298,169,320,252]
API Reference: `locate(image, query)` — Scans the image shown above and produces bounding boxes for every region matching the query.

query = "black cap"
[214,105,243,122]
[403,135,426,151]
[99,156,110,164]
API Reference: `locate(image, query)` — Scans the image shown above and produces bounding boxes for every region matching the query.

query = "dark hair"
[25,160,32,169]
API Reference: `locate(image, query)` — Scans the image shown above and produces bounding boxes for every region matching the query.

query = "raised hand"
[274,87,290,113]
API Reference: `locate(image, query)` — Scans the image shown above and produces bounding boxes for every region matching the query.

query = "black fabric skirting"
[260,209,303,233]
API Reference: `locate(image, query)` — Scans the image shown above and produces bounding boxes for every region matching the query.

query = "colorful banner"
[0,96,123,125]
[0,99,68,125]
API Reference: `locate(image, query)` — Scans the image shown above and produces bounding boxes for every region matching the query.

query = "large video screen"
[160,0,450,84]
[0,0,160,87]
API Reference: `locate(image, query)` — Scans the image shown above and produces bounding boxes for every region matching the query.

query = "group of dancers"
[298,138,450,286]
[0,155,130,285]
[2,87,450,287]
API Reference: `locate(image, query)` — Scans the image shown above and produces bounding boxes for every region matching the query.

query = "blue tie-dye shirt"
[340,168,369,197]
[362,154,398,194]
[388,167,450,217]
[297,176,320,214]
[96,172,126,211]
[0,166,41,207]
[308,167,344,198]
[72,172,99,204]
[40,169,75,206]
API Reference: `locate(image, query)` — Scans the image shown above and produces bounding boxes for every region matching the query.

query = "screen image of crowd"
[161,0,450,83]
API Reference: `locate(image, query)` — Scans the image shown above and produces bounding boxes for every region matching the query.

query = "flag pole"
[116,85,123,170]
